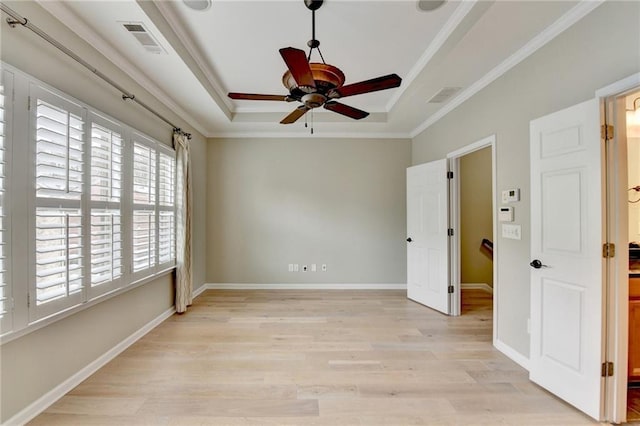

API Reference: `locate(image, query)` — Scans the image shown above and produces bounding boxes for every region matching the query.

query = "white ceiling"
[37,0,592,139]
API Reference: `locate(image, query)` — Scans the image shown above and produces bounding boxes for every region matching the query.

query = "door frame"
[446,135,497,335]
[597,72,640,424]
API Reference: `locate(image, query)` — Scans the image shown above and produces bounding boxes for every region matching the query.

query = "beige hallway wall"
[460,147,493,287]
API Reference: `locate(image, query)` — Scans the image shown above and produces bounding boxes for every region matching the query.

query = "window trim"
[0,69,14,335]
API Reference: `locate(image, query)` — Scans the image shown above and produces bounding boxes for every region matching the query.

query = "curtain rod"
[1,3,192,140]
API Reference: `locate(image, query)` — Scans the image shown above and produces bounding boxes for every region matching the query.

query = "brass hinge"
[448,286,454,294]
[447,171,454,179]
[601,124,614,141]
[601,361,614,377]
[603,243,615,258]
[447,228,454,236]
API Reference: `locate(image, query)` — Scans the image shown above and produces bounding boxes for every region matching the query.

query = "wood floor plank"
[28,289,597,425]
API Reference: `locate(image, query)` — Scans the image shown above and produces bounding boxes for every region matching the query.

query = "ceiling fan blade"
[280,106,310,124]
[279,47,316,89]
[330,74,402,99]
[324,101,369,120]
[228,93,289,101]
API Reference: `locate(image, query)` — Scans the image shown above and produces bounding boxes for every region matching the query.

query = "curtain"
[173,132,192,313]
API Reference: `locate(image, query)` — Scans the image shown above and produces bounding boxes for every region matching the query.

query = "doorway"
[598,74,640,424]
[617,88,640,422]
[448,135,497,321]
[457,146,494,315]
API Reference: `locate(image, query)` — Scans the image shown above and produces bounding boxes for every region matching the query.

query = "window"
[0,64,178,337]
[131,136,176,277]
[132,141,156,275]
[89,114,123,298]
[158,152,176,265]
[32,87,86,320]
[0,70,12,334]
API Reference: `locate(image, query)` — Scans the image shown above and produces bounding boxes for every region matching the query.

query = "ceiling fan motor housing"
[282,63,345,98]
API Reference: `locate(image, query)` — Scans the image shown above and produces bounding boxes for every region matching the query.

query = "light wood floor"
[30,289,597,425]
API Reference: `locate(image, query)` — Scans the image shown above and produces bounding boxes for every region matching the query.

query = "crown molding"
[35,0,210,138]
[385,0,477,112]
[409,0,605,139]
[148,1,234,116]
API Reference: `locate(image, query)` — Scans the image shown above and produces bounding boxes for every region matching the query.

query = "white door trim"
[598,72,640,424]
[446,135,497,345]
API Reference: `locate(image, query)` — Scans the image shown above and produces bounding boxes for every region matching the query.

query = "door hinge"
[601,361,614,377]
[27,292,31,308]
[27,95,31,111]
[447,171,454,179]
[603,242,615,258]
[448,285,454,294]
[447,228,454,236]
[601,124,614,141]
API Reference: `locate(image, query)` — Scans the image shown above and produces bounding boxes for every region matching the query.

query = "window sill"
[0,266,176,345]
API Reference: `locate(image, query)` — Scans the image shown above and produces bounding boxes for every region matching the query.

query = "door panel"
[529,99,602,420]
[407,159,449,314]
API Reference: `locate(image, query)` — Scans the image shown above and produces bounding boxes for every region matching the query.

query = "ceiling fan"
[227,0,402,127]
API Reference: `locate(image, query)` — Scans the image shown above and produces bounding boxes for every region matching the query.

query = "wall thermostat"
[501,188,520,203]
[499,206,514,222]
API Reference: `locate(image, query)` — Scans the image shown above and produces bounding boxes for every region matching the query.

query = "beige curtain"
[173,132,192,313]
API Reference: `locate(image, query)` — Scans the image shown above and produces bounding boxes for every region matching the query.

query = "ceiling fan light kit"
[227,0,402,131]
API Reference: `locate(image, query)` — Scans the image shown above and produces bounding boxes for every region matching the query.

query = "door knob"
[406,237,413,242]
[529,259,548,269]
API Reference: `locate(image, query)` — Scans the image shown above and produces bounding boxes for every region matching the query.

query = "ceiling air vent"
[427,87,461,104]
[121,22,166,55]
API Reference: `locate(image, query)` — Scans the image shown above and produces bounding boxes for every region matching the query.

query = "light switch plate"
[502,224,521,240]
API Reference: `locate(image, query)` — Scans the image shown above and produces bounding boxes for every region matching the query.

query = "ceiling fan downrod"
[305,0,325,64]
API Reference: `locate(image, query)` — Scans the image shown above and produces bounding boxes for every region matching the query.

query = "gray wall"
[207,137,411,284]
[412,0,640,358]
[0,1,207,421]
[460,147,493,287]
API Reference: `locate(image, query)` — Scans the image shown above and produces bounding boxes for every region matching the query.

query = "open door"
[529,99,603,420]
[406,159,449,314]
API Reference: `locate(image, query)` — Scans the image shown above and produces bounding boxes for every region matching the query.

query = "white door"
[406,159,449,314]
[529,99,603,420]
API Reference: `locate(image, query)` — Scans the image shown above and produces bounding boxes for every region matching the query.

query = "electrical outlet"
[294,264,299,272]
[288,264,294,272]
[321,264,327,272]
[311,264,317,272]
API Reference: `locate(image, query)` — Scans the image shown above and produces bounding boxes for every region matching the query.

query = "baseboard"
[192,283,209,299]
[204,283,407,290]
[461,283,493,293]
[5,306,175,426]
[494,338,530,371]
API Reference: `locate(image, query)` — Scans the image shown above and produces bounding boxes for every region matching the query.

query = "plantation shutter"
[31,86,86,320]
[158,151,175,266]
[132,141,156,274]
[0,70,12,333]
[89,115,123,297]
